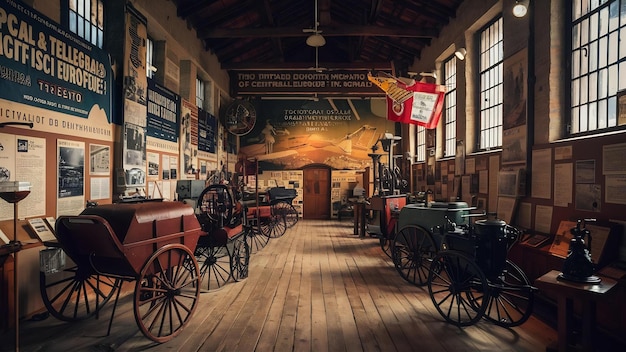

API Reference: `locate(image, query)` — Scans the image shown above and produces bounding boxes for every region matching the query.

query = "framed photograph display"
[496,196,517,224]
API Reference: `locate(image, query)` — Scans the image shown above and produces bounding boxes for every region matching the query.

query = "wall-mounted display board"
[0,0,115,138]
[0,0,115,219]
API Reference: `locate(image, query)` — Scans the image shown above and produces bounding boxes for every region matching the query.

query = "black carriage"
[393,202,535,327]
[195,184,250,290]
[265,186,299,229]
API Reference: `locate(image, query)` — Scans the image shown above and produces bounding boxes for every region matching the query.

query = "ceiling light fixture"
[306,33,326,47]
[513,0,529,18]
[454,48,467,61]
[305,0,326,47]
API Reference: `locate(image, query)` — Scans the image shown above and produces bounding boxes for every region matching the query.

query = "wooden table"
[535,270,617,352]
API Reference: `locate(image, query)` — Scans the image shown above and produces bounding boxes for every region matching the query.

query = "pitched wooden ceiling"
[173,0,464,73]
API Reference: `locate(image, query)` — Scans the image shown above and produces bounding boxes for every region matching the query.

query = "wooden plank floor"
[1,220,557,351]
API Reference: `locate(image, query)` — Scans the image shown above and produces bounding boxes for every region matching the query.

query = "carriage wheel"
[391,225,437,286]
[271,200,298,228]
[195,244,232,290]
[427,250,489,327]
[197,184,234,226]
[480,260,535,327]
[246,221,270,253]
[40,264,120,321]
[231,238,250,282]
[380,237,392,258]
[259,213,287,238]
[134,244,200,343]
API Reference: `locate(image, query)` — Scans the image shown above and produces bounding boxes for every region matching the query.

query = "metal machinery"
[40,201,202,343]
[366,133,408,254]
[393,202,536,327]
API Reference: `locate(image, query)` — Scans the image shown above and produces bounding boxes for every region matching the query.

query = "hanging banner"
[0,0,113,140]
[120,5,147,190]
[123,4,147,127]
[368,73,445,129]
[180,99,198,176]
[147,79,179,143]
[386,81,446,129]
[231,69,389,96]
[198,108,217,154]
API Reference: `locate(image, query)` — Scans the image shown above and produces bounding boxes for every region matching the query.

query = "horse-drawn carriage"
[181,181,299,290]
[392,201,536,327]
[41,201,202,342]
[37,174,298,341]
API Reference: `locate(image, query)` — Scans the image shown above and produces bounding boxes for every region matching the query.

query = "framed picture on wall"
[502,126,527,165]
[503,48,527,129]
[496,196,518,224]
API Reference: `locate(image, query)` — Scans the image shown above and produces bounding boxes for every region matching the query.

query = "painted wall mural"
[239,98,393,170]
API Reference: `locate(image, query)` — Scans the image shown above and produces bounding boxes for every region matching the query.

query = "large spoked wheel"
[246,221,270,253]
[134,244,200,343]
[231,237,250,282]
[428,250,489,327]
[391,225,437,286]
[195,244,232,291]
[259,213,287,238]
[40,264,120,321]
[481,260,535,327]
[197,184,234,226]
[271,200,298,228]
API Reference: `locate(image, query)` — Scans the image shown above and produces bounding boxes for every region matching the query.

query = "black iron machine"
[558,219,601,283]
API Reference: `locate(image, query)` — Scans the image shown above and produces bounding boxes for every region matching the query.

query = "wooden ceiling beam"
[176,0,218,19]
[221,61,393,70]
[198,25,438,39]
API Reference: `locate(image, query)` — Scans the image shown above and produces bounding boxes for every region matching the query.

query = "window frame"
[415,125,426,163]
[568,0,626,136]
[196,77,205,109]
[476,16,504,151]
[62,0,105,49]
[443,55,457,157]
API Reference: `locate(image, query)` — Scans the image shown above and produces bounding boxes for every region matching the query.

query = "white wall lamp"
[454,48,467,61]
[513,0,529,18]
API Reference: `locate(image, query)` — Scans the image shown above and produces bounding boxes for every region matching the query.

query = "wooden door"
[303,167,330,219]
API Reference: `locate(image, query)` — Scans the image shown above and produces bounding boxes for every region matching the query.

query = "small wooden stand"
[535,270,617,352]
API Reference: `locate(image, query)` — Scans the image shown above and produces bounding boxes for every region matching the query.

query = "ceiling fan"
[303,0,326,72]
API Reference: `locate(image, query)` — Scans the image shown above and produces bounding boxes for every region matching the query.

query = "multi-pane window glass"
[415,125,426,162]
[146,38,154,78]
[570,0,626,133]
[196,77,205,109]
[443,56,457,157]
[478,17,503,150]
[68,0,104,48]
